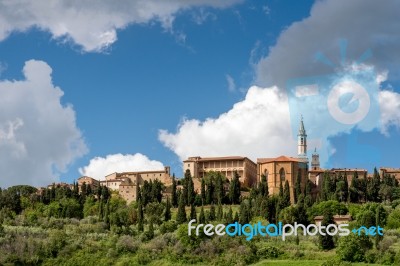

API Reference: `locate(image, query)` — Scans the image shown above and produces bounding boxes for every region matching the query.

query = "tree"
[187,172,195,206]
[349,175,359,203]
[190,204,197,220]
[201,178,206,204]
[283,180,291,207]
[209,204,216,221]
[199,205,206,224]
[147,221,154,240]
[318,209,335,250]
[137,199,144,232]
[171,174,178,207]
[337,234,372,262]
[165,196,172,221]
[239,201,250,224]
[335,181,348,202]
[136,184,141,202]
[371,168,381,202]
[260,174,269,198]
[206,178,214,205]
[214,173,225,204]
[234,211,239,223]
[217,203,223,221]
[375,204,387,247]
[225,206,233,224]
[294,170,302,203]
[229,171,241,204]
[176,193,187,224]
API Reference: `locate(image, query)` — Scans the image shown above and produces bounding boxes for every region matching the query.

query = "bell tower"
[297,116,308,161]
[311,148,320,170]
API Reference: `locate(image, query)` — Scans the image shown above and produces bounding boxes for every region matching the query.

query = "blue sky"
[0,0,399,187]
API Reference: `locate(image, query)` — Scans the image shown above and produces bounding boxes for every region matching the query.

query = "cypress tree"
[190,204,197,220]
[260,174,267,197]
[199,205,206,224]
[319,209,335,250]
[206,178,214,205]
[283,180,291,207]
[187,172,195,206]
[226,206,233,224]
[171,174,178,207]
[349,175,359,203]
[201,178,206,204]
[176,193,187,224]
[103,200,110,226]
[229,171,241,204]
[215,173,225,204]
[217,203,223,221]
[148,221,154,239]
[136,184,141,202]
[137,199,144,231]
[209,204,216,221]
[165,196,172,221]
[294,170,302,203]
[234,211,239,223]
[239,201,250,224]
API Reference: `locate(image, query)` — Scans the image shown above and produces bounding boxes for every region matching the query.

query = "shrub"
[256,246,283,259]
[386,208,400,229]
[159,220,177,234]
[116,235,140,253]
[336,234,372,262]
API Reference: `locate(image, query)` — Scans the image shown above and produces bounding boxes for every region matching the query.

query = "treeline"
[170,170,242,208]
[319,167,400,203]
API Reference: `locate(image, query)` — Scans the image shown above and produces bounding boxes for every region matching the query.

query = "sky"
[0,0,399,188]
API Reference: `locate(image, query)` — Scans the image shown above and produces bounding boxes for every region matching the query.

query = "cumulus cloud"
[0,0,242,52]
[255,0,400,87]
[160,0,400,168]
[379,90,400,135]
[79,153,164,180]
[159,86,300,162]
[0,60,87,188]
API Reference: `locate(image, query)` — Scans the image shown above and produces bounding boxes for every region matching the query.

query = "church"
[256,117,311,203]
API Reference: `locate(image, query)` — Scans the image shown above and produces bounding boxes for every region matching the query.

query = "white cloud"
[225,74,236,92]
[159,86,297,162]
[379,90,400,135]
[0,0,242,52]
[79,153,164,180]
[0,60,87,188]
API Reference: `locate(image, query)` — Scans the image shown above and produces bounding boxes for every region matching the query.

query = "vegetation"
[1,170,400,265]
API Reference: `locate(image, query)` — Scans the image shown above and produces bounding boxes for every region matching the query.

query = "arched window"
[279,168,285,182]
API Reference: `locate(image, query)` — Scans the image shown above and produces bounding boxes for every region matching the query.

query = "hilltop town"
[48,118,400,205]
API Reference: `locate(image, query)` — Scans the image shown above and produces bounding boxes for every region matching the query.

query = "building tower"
[311,148,320,170]
[297,116,308,162]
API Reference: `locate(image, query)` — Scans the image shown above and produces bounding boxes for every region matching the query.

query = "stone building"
[103,166,173,204]
[380,167,400,182]
[257,156,308,203]
[182,156,257,187]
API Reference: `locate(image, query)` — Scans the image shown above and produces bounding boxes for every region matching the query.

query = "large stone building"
[77,176,100,191]
[183,156,257,187]
[380,167,400,182]
[103,166,173,204]
[257,156,308,202]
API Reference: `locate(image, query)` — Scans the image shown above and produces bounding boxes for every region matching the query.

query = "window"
[301,138,304,145]
[188,163,190,167]
[279,168,285,182]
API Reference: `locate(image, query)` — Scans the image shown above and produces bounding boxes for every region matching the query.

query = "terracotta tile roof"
[184,156,247,162]
[257,155,302,163]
